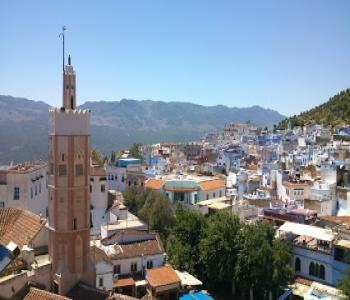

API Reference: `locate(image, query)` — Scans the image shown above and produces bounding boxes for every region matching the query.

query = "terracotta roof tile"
[319,215,350,224]
[283,180,309,187]
[24,287,71,300]
[146,265,180,288]
[108,294,138,300]
[101,229,154,246]
[295,277,313,286]
[199,179,225,191]
[145,179,165,190]
[113,278,135,289]
[90,167,107,177]
[109,236,164,260]
[0,208,46,249]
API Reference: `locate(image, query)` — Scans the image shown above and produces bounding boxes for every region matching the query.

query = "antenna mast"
[59,26,67,73]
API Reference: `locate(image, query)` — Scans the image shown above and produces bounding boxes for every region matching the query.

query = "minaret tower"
[48,56,94,295]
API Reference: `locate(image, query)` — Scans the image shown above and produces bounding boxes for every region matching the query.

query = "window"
[309,262,325,279]
[62,154,65,161]
[115,176,117,181]
[134,181,137,186]
[309,262,315,276]
[35,185,37,196]
[131,263,137,273]
[101,184,105,193]
[14,187,20,200]
[128,181,131,187]
[46,207,48,217]
[39,182,41,193]
[219,191,222,197]
[114,265,121,274]
[73,218,77,230]
[213,192,216,198]
[90,184,92,193]
[320,265,325,280]
[206,194,209,200]
[194,194,198,204]
[31,187,33,199]
[50,163,54,175]
[147,260,153,269]
[58,164,67,176]
[76,164,83,176]
[99,277,103,287]
[295,257,301,272]
[335,247,350,264]
[111,175,114,180]
[0,201,4,208]
[122,176,125,183]
[70,96,74,109]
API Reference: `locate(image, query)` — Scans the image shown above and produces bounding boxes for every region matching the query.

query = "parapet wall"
[48,108,90,136]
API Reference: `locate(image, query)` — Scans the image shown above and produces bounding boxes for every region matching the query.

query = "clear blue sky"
[0,0,349,116]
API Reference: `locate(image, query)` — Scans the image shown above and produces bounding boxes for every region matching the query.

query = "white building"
[0,163,48,217]
[90,166,109,237]
[92,229,166,292]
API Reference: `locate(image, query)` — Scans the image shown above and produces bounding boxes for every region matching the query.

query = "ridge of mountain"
[0,95,285,163]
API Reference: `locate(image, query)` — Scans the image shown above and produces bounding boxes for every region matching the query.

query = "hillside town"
[1,56,350,300]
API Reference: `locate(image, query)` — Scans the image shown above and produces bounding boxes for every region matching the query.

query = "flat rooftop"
[278,222,335,242]
[0,162,47,174]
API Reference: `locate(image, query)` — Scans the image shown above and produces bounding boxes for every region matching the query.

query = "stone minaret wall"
[48,61,94,295]
[62,57,76,110]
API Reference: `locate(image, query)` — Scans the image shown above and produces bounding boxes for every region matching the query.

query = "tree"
[139,191,175,241]
[235,221,291,299]
[166,205,207,276]
[166,234,195,273]
[110,151,116,163]
[123,187,175,241]
[199,211,241,290]
[270,239,293,299]
[338,269,350,298]
[91,148,104,166]
[129,143,144,161]
[123,186,147,215]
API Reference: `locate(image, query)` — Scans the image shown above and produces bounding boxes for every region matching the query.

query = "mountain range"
[0,95,285,164]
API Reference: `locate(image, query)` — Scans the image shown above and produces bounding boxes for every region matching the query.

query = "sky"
[0,1,349,116]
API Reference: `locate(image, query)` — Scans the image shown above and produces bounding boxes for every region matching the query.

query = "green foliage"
[166,206,207,275]
[277,89,350,129]
[123,187,174,241]
[123,186,147,214]
[129,143,144,161]
[166,234,195,273]
[338,269,350,298]
[91,148,104,166]
[110,151,116,163]
[271,239,293,292]
[122,190,292,297]
[165,208,292,298]
[235,221,292,298]
[199,211,240,286]
[139,191,175,241]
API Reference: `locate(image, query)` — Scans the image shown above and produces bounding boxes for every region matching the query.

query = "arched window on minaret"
[70,96,74,109]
